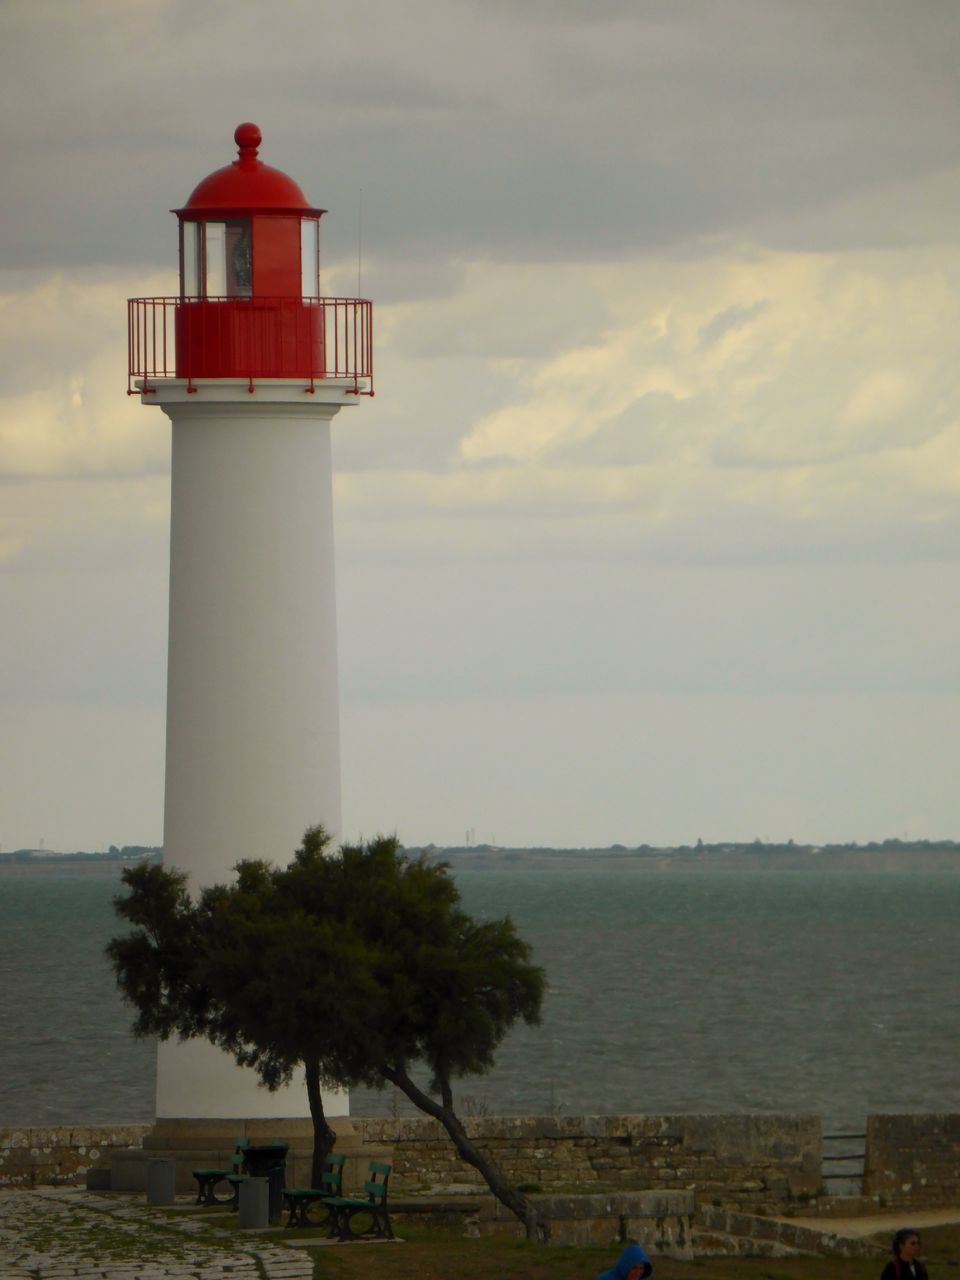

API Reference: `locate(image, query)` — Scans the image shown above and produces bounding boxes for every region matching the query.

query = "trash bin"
[238,1176,270,1229]
[241,1142,289,1224]
[266,1163,285,1224]
[145,1158,176,1205]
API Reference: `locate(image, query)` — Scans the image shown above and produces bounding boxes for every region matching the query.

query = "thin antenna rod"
[357,186,364,298]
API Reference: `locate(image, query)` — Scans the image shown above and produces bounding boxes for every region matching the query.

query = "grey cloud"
[336,541,960,710]
[358,257,467,307]
[4,0,960,281]
[548,393,695,466]
[338,483,960,574]
[698,301,768,349]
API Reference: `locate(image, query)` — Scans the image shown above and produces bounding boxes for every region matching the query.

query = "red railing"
[128,296,373,395]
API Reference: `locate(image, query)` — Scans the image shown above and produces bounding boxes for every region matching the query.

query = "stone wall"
[863,1114,960,1209]
[0,1126,150,1188]
[3,1114,819,1212]
[477,1188,694,1251]
[355,1113,822,1213]
[400,1188,695,1251]
[10,1112,960,1220]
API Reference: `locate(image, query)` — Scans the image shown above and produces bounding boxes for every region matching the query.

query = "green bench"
[281,1153,346,1228]
[191,1139,250,1206]
[325,1160,393,1241]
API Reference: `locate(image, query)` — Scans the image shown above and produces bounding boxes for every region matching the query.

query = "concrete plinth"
[110,1115,389,1195]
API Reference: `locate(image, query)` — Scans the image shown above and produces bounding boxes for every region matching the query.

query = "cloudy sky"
[2,0,959,852]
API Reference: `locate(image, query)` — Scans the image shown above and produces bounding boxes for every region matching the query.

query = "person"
[597,1242,653,1280]
[881,1228,928,1280]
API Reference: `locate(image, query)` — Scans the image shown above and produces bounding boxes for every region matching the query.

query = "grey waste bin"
[145,1158,176,1205]
[240,1142,288,1224]
[238,1176,270,1229]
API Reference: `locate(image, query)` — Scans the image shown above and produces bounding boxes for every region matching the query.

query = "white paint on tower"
[147,380,358,1119]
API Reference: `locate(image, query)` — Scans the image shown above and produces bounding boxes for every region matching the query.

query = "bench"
[281,1153,346,1228]
[191,1139,249,1206]
[325,1160,393,1241]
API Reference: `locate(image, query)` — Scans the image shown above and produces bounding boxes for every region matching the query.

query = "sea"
[2,859,959,1133]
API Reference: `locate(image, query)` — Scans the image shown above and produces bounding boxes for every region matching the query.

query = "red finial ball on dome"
[234,122,262,162]
[179,122,317,213]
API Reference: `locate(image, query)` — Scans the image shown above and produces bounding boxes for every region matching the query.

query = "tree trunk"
[383,1064,550,1243]
[304,1056,337,1188]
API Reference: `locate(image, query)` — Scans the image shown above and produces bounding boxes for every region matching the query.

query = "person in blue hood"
[597,1242,653,1280]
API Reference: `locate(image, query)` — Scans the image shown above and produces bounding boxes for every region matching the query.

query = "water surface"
[3,862,958,1130]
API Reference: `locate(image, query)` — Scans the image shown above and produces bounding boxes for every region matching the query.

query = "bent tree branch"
[383,1063,550,1243]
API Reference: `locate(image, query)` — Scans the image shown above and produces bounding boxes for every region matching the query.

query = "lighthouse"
[127,125,372,1137]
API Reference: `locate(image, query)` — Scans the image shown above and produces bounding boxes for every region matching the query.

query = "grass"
[303,1222,960,1280]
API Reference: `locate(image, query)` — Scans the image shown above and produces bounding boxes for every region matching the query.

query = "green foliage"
[106,861,210,1041]
[108,826,546,1199]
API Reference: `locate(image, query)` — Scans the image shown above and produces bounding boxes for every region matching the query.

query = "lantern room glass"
[301,219,319,298]
[204,220,252,298]
[181,222,200,298]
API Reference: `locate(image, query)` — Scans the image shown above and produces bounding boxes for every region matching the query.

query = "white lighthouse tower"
[127,124,372,1150]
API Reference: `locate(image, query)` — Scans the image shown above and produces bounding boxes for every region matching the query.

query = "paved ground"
[773,1209,960,1239]
[0,1188,317,1280]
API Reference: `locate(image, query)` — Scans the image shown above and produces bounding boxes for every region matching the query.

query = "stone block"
[636,1189,695,1215]
[691,1231,736,1255]
[726,1211,756,1237]
[751,1216,779,1241]
[110,1150,148,1191]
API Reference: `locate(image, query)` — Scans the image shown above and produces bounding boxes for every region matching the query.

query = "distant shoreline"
[0,859,137,875]
[4,838,959,874]
[414,841,960,873]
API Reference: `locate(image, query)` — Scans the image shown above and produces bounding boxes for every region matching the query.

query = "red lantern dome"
[178,123,320,215]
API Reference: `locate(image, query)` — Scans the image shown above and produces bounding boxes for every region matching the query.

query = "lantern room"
[126,123,373,392]
[176,123,324,303]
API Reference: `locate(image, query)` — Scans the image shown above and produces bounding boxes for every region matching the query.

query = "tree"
[108,828,550,1240]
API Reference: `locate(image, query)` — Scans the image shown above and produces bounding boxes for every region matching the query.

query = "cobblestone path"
[0,1189,315,1280]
